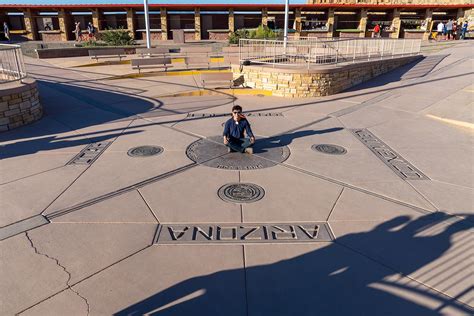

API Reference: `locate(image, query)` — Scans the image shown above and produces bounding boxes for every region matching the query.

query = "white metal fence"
[239,38,422,68]
[0,44,27,83]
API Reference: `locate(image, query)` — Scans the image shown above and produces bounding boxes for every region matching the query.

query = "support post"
[262,8,268,26]
[229,8,235,33]
[391,8,401,39]
[160,8,167,41]
[327,8,335,38]
[24,9,38,40]
[127,8,137,41]
[359,9,368,38]
[457,8,465,24]
[295,8,302,40]
[423,8,433,41]
[58,9,72,41]
[92,9,100,31]
[195,8,201,41]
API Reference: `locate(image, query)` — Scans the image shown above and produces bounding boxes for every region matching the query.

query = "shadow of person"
[115,213,473,316]
[252,127,344,154]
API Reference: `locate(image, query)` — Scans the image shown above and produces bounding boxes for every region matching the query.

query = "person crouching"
[223,105,255,154]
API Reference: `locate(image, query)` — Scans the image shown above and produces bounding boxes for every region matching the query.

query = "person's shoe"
[245,147,253,154]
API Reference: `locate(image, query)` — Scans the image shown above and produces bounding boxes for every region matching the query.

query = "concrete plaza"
[1,41,473,315]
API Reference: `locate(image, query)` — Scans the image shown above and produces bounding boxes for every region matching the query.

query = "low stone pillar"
[58,9,72,41]
[0,79,42,132]
[327,9,335,38]
[161,8,168,40]
[127,9,135,38]
[229,8,235,33]
[262,8,268,26]
[24,9,38,40]
[391,9,401,39]
[195,8,201,41]
[359,9,368,38]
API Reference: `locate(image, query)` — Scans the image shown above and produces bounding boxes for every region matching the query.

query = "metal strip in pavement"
[66,141,111,166]
[46,162,198,219]
[0,215,49,241]
[351,128,429,181]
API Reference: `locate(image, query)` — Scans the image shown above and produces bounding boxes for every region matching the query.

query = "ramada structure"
[1,1,473,42]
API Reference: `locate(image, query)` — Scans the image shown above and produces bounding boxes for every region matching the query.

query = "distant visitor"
[3,22,10,42]
[223,105,255,154]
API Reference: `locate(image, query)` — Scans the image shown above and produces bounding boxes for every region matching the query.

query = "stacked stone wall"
[232,56,420,98]
[0,79,42,132]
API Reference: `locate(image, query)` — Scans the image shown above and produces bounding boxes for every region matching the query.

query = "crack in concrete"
[24,232,90,316]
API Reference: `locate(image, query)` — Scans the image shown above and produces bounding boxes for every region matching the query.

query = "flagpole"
[144,0,151,48]
[283,0,289,51]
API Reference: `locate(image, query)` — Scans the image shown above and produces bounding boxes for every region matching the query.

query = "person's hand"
[223,137,229,145]
[250,137,255,144]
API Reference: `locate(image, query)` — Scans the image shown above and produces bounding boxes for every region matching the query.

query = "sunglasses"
[233,111,242,114]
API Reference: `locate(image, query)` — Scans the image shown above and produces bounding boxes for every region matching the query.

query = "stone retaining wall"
[0,79,42,132]
[232,55,420,98]
[139,31,164,41]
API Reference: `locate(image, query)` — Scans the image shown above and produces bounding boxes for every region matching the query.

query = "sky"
[2,0,307,5]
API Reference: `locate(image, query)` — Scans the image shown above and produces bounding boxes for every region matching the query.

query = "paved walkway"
[1,42,473,315]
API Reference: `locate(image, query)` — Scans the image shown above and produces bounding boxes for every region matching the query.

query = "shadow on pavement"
[115,213,473,316]
[0,79,235,159]
[0,81,157,159]
[253,127,344,154]
[344,55,448,92]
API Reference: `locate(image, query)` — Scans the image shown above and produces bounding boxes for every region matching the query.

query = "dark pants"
[227,138,252,153]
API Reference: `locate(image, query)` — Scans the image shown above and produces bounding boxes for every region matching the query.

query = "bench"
[185,56,210,69]
[201,72,234,89]
[131,57,172,73]
[89,49,126,61]
[136,47,170,57]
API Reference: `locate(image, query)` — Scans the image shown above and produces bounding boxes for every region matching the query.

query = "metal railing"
[0,44,27,83]
[239,38,421,68]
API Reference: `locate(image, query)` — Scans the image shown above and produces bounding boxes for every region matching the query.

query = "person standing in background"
[87,22,96,39]
[436,21,444,41]
[3,22,10,42]
[74,21,81,42]
[461,21,468,40]
[446,19,453,40]
[373,24,381,38]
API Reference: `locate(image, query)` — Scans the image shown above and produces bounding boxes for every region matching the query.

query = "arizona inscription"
[154,222,333,244]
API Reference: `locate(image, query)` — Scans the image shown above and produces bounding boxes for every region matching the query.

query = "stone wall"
[232,55,420,98]
[40,32,63,42]
[0,79,43,132]
[208,31,230,41]
[139,31,164,41]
